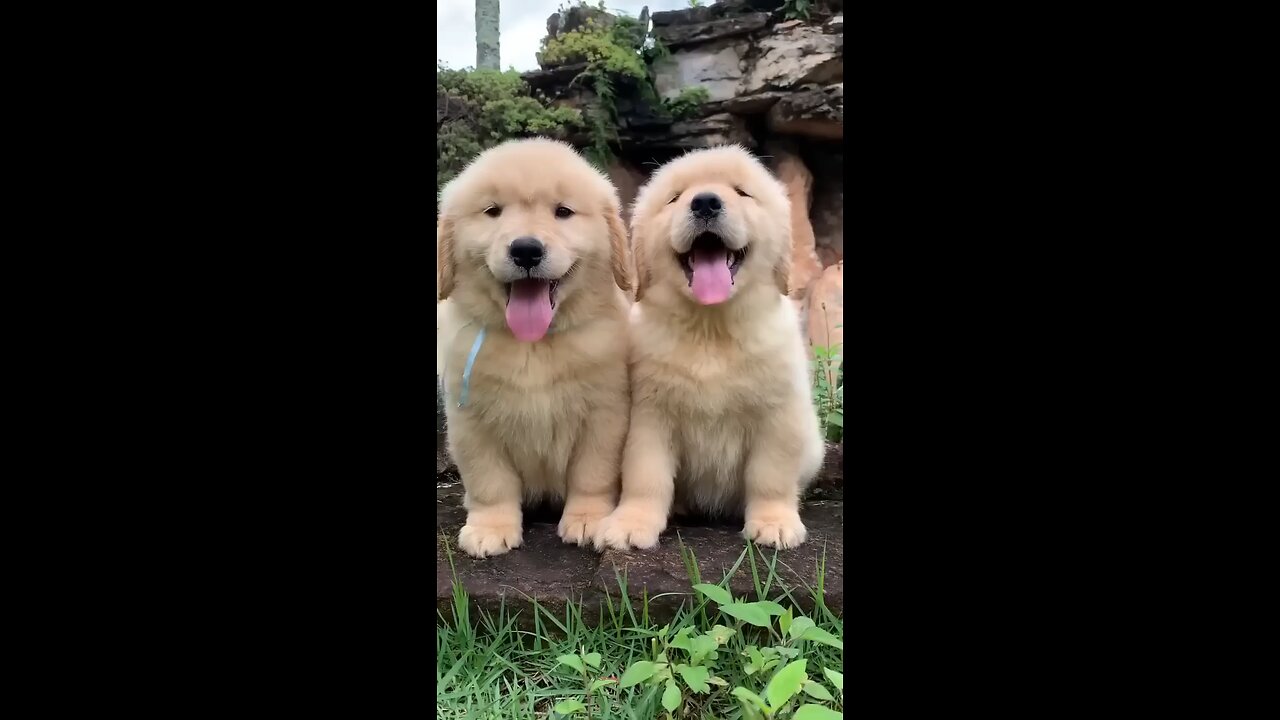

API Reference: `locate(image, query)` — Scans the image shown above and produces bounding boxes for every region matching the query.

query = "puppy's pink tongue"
[505,279,553,342]
[690,248,732,305]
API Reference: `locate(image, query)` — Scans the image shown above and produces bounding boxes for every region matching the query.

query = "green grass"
[436,540,844,719]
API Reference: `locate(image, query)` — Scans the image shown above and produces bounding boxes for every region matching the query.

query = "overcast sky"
[437,1,690,72]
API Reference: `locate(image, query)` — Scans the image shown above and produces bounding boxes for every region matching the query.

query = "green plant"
[435,62,583,194]
[811,342,842,443]
[664,86,710,120]
[605,581,844,719]
[537,2,661,168]
[688,0,705,7]
[783,0,812,21]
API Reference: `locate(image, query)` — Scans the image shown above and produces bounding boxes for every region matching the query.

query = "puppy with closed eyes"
[596,145,824,551]
[437,138,632,558]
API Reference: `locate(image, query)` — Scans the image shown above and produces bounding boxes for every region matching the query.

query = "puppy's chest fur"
[442,317,626,497]
[632,313,798,512]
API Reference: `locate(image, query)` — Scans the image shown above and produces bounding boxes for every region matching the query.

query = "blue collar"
[456,326,559,408]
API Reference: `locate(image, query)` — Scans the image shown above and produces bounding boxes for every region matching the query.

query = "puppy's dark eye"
[554,205,574,219]
[735,187,751,198]
[484,205,502,218]
[667,194,680,205]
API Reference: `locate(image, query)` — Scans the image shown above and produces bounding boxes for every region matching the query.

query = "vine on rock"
[538,1,665,168]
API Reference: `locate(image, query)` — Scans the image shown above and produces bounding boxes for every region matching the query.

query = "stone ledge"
[654,12,770,48]
[435,443,845,628]
[437,485,843,628]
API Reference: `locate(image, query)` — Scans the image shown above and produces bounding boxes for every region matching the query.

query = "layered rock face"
[523,0,844,352]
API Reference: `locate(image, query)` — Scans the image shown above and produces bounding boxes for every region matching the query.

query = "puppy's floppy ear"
[630,216,650,302]
[772,179,793,297]
[437,215,455,301]
[605,207,633,294]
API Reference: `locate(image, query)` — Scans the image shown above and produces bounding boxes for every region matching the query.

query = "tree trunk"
[475,0,500,70]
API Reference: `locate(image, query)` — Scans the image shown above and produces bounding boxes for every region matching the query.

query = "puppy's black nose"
[508,237,544,269]
[690,192,723,219]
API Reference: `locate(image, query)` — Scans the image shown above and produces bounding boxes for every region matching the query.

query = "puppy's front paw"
[594,507,665,551]
[743,509,807,549]
[558,508,609,546]
[458,519,523,558]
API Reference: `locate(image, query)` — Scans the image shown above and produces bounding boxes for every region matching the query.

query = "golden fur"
[437,138,631,557]
[596,145,824,550]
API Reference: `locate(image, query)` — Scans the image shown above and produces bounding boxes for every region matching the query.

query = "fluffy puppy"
[596,145,824,550]
[437,138,632,558]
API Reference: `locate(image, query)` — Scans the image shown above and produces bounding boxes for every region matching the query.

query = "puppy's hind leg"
[559,402,627,546]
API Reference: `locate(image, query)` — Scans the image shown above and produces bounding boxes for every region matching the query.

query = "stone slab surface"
[436,443,844,627]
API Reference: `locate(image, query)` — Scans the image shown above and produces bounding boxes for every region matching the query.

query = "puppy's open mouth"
[501,264,575,343]
[677,232,747,305]
[504,278,560,309]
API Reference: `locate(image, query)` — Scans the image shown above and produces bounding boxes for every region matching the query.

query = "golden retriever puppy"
[437,138,632,558]
[596,145,824,551]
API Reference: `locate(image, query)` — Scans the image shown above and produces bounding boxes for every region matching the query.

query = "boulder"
[653,12,770,48]
[623,112,755,150]
[742,21,843,95]
[807,149,844,265]
[767,82,843,140]
[770,146,823,309]
[807,262,844,389]
[653,39,749,102]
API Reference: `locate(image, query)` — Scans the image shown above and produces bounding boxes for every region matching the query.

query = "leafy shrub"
[784,0,813,21]
[551,581,844,718]
[665,86,710,120]
[435,62,582,194]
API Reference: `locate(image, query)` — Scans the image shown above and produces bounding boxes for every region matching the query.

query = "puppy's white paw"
[594,507,664,551]
[558,508,609,546]
[458,519,523,558]
[743,510,807,549]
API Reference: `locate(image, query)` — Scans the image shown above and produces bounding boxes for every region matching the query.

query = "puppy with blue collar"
[437,139,633,558]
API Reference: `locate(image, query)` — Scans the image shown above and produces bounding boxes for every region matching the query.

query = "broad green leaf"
[797,626,844,650]
[779,606,793,635]
[823,668,844,692]
[764,659,808,710]
[776,646,801,658]
[788,617,816,640]
[803,680,835,701]
[747,601,787,616]
[731,686,769,710]
[707,624,734,644]
[793,704,844,720]
[662,679,681,712]
[719,602,772,627]
[693,583,733,606]
[690,634,719,659]
[669,626,695,651]
[707,676,728,686]
[553,698,585,715]
[619,660,657,687]
[556,654,585,673]
[826,411,843,428]
[589,678,616,692]
[582,652,601,669]
[678,664,710,694]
